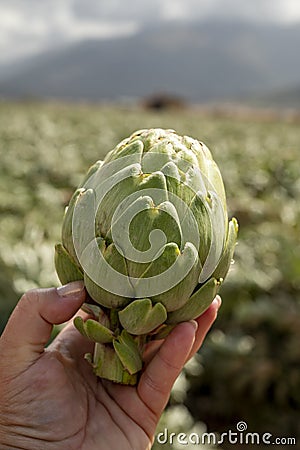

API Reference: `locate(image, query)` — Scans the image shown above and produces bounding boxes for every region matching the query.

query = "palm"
[13,326,152,450]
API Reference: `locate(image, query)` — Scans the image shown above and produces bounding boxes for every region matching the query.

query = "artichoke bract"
[55,128,238,384]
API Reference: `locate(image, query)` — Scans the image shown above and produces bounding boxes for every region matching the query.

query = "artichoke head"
[55,128,238,384]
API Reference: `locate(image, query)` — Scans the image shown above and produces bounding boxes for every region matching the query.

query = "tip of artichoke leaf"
[81,302,101,319]
[78,187,91,196]
[133,195,156,211]
[181,241,198,255]
[151,241,180,260]
[118,161,143,179]
[130,128,148,138]
[177,242,199,270]
[133,241,180,286]
[148,207,160,218]
[230,217,239,232]
[137,170,169,198]
[175,246,181,257]
[74,187,96,211]
[160,160,180,180]
[156,200,180,225]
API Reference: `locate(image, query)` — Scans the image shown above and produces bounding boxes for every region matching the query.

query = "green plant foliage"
[1,100,299,448]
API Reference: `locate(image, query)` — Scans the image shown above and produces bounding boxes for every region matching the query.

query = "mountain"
[257,84,300,109]
[1,21,300,103]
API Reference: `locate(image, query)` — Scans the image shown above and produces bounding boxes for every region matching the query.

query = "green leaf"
[213,217,238,280]
[54,243,83,285]
[73,316,88,338]
[85,319,114,343]
[96,164,142,238]
[80,303,101,319]
[138,171,168,197]
[119,298,167,334]
[71,188,96,259]
[115,139,144,159]
[61,188,85,265]
[74,316,114,343]
[149,243,201,312]
[126,199,182,278]
[141,144,172,172]
[79,160,103,188]
[83,240,131,308]
[113,331,143,375]
[166,277,221,324]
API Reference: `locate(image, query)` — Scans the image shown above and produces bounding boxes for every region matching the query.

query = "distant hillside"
[257,84,300,109]
[1,21,300,103]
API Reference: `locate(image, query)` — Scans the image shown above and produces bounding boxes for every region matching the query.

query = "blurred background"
[0,1,299,448]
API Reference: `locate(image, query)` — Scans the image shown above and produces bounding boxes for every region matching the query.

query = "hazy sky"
[1,0,300,65]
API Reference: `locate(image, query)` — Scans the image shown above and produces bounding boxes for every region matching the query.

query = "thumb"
[0,281,86,376]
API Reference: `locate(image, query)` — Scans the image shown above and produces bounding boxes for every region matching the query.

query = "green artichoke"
[55,128,238,384]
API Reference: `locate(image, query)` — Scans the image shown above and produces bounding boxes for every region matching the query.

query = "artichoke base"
[85,344,139,385]
[72,276,223,385]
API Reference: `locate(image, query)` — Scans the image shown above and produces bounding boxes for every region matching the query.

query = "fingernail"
[189,320,198,331]
[57,280,84,297]
[212,295,222,310]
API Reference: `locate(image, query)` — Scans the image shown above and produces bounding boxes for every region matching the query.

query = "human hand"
[0,281,221,450]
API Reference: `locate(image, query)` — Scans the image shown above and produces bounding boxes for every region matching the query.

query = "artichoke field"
[55,128,238,384]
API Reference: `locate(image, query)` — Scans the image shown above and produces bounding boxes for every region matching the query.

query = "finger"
[142,339,164,365]
[187,295,221,361]
[137,320,198,418]
[0,281,86,376]
[48,309,94,361]
[142,296,221,365]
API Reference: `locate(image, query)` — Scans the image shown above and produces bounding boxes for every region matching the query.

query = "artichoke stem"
[91,342,138,385]
[110,308,121,334]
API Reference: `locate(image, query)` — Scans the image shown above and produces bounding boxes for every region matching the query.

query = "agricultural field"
[0,100,299,449]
